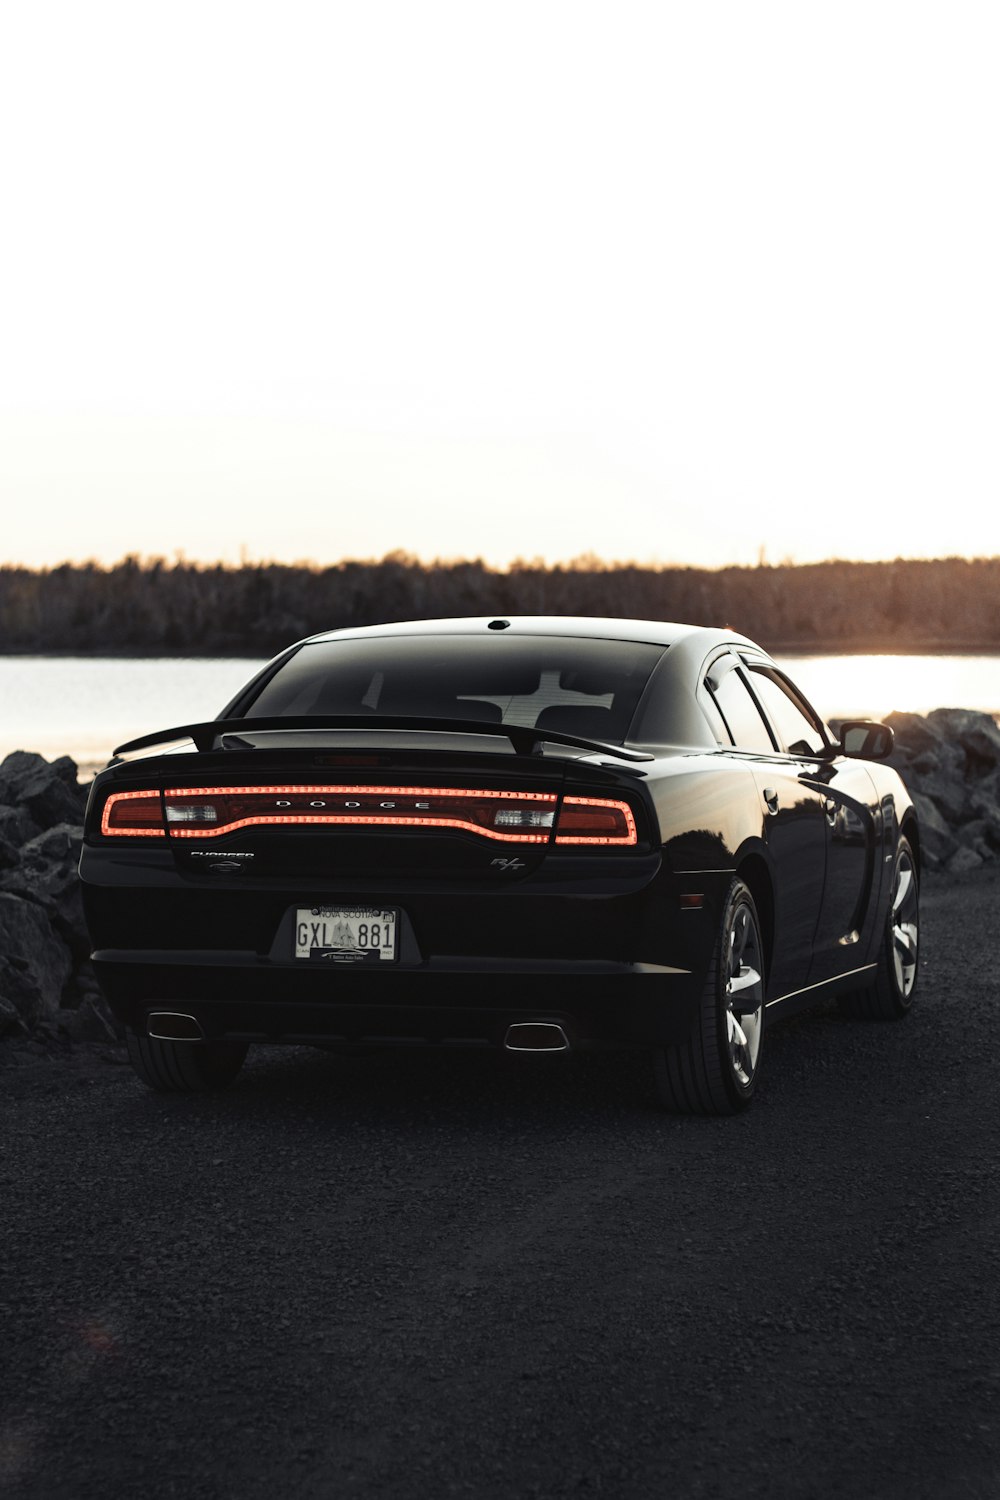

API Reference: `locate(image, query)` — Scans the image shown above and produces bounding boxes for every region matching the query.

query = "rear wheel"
[126,1031,249,1093]
[653,878,765,1114]
[837,836,918,1020]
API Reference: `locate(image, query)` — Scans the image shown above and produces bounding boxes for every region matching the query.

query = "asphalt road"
[2,871,998,1500]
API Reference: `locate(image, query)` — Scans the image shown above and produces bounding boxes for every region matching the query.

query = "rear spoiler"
[112,714,653,763]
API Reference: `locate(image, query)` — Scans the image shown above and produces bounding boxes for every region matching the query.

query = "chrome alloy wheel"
[891,847,919,998]
[652,877,766,1114]
[725,899,765,1087]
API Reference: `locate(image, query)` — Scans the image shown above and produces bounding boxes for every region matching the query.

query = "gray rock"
[947,845,984,875]
[0,805,40,849]
[0,993,27,1036]
[0,893,72,1025]
[908,769,968,826]
[910,793,958,869]
[886,745,962,799]
[0,751,86,831]
[909,749,948,776]
[968,770,1000,829]
[885,711,960,765]
[927,708,1000,770]
[885,711,1000,867]
[955,819,996,862]
[0,823,88,959]
[19,822,83,871]
[59,959,120,1042]
[50,754,82,785]
[61,991,120,1044]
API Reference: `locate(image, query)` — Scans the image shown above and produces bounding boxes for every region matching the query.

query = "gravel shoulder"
[1,869,998,1500]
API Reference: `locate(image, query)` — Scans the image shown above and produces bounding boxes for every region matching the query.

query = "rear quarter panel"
[645,752,763,874]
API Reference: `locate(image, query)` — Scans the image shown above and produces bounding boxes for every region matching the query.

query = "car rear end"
[80,625,712,1055]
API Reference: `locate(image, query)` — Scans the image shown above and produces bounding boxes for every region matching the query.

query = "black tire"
[126,1031,249,1093]
[653,877,766,1115]
[837,835,918,1021]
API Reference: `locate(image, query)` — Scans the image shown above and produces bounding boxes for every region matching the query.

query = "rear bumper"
[91,950,703,1048]
[83,840,728,1049]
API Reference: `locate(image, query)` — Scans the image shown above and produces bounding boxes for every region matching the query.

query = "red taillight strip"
[162,785,559,800]
[101,790,166,837]
[161,785,559,842]
[169,815,550,842]
[554,797,638,846]
[101,785,638,846]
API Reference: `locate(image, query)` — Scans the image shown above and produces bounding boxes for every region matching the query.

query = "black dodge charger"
[81,616,919,1113]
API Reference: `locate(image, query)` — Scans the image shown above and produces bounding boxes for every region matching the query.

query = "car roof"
[304,615,755,653]
[248,616,775,752]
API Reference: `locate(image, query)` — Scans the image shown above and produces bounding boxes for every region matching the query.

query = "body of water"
[2,653,999,777]
[0,657,266,776]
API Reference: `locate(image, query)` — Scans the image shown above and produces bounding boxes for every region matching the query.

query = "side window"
[710,668,776,753]
[698,685,733,746]
[748,668,827,756]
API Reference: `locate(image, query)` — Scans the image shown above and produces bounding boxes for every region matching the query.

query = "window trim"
[743,662,832,758]
[704,650,779,754]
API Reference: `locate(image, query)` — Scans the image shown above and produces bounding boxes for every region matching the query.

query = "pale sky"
[2,1,998,570]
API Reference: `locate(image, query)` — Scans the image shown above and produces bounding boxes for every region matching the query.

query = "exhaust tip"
[147,1011,205,1042]
[504,1022,570,1053]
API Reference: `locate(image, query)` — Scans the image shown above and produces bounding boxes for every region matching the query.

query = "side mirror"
[839,720,894,760]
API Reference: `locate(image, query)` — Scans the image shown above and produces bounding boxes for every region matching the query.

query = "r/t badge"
[491,857,526,873]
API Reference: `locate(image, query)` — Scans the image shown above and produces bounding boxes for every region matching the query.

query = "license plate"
[294,907,398,964]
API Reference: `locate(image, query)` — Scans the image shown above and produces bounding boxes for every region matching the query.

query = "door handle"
[823,797,837,825]
[763,787,779,815]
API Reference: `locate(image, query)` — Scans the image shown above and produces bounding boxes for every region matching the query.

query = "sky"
[2,1,998,571]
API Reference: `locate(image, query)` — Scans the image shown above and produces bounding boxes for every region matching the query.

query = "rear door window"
[709,666,777,753]
[746,668,827,756]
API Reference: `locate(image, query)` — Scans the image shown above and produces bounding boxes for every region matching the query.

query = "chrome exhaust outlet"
[147,1011,205,1042]
[504,1022,570,1053]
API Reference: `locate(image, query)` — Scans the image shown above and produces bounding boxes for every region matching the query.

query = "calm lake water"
[2,653,1000,777]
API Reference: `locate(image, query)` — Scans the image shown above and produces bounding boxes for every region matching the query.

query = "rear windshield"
[244,635,666,743]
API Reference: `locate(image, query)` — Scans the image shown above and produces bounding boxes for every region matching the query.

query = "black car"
[81,616,919,1113]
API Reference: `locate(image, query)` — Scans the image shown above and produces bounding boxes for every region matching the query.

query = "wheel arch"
[900,811,921,877]
[735,851,774,987]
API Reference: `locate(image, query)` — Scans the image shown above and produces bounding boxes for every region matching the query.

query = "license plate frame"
[294,906,399,965]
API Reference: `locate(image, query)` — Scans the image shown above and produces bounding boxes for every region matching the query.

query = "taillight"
[100,790,166,837]
[161,786,559,842]
[98,784,639,848]
[554,797,637,845]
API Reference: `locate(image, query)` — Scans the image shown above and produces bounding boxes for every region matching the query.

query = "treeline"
[2,553,1000,656]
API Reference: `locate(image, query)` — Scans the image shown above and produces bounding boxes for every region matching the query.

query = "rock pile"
[0,752,116,1041]
[884,708,1000,874]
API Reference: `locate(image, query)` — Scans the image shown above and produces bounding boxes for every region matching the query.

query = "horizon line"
[3,549,1000,575]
